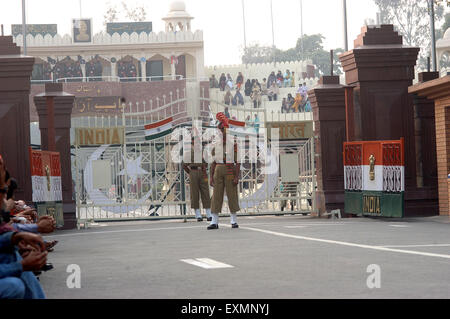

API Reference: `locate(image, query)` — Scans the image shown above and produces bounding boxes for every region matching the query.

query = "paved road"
[39,215,450,299]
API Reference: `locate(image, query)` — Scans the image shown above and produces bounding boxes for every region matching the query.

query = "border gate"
[72,93,316,227]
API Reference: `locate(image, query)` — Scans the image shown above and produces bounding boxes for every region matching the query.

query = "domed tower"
[163,1,194,32]
[437,27,450,72]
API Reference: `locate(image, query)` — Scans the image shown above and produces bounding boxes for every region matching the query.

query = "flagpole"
[270,0,275,65]
[270,0,275,48]
[343,0,348,52]
[242,0,247,49]
[300,0,304,58]
[22,0,27,55]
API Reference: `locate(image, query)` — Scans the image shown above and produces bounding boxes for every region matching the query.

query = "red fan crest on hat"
[216,112,229,128]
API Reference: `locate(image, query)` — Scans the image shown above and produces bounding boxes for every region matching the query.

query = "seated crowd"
[281,83,311,113]
[210,69,312,112]
[0,155,58,299]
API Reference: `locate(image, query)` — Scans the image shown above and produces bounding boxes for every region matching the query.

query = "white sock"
[211,213,219,225]
[195,209,202,219]
[205,208,212,218]
[230,213,237,225]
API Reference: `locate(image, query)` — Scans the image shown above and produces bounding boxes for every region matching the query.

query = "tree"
[103,2,119,26]
[374,0,444,70]
[294,34,343,77]
[122,2,147,22]
[241,34,344,77]
[103,1,148,26]
[241,44,276,64]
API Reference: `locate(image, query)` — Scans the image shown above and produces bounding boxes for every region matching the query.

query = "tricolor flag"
[145,117,173,141]
[228,119,257,138]
[344,139,405,218]
[29,149,63,203]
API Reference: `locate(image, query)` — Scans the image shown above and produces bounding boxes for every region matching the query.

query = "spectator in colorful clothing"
[284,70,291,87]
[236,72,244,90]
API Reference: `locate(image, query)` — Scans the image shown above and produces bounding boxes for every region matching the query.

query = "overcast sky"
[1,0,393,65]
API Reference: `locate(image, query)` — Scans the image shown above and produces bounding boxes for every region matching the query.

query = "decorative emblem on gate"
[45,165,51,191]
[369,155,375,181]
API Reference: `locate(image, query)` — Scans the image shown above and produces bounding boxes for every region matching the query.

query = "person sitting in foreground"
[0,155,47,299]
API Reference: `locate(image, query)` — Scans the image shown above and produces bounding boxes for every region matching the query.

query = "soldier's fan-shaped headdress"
[216,112,229,128]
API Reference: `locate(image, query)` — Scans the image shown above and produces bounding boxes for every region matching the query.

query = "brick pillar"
[34,83,76,229]
[308,76,347,217]
[409,76,450,216]
[0,36,34,202]
[339,25,429,216]
[411,72,439,215]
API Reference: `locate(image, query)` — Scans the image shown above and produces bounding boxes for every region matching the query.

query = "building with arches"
[13,1,205,83]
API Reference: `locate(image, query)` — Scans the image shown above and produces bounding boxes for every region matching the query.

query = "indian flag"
[145,117,173,141]
[228,119,257,138]
[344,139,405,218]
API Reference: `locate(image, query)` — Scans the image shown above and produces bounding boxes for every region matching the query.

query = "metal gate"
[72,92,316,226]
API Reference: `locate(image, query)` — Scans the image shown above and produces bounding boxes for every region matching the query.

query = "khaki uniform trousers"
[211,164,240,214]
[189,169,211,210]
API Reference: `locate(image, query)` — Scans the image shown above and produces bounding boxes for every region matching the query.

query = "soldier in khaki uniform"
[208,113,240,230]
[183,138,212,222]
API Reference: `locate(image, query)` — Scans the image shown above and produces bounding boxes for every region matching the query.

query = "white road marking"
[44,222,356,238]
[44,225,205,238]
[181,258,234,269]
[389,225,410,228]
[284,223,349,228]
[380,244,450,248]
[239,226,450,260]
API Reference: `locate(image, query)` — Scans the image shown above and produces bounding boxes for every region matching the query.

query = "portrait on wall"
[72,19,92,43]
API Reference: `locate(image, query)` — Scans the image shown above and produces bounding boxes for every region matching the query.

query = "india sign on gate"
[343,139,405,218]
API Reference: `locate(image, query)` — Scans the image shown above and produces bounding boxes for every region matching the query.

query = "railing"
[30,75,210,84]
[55,75,185,83]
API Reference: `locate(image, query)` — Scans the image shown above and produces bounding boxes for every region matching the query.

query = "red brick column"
[34,83,76,229]
[435,102,450,215]
[308,76,348,216]
[339,25,432,216]
[0,36,34,202]
[409,76,450,216]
